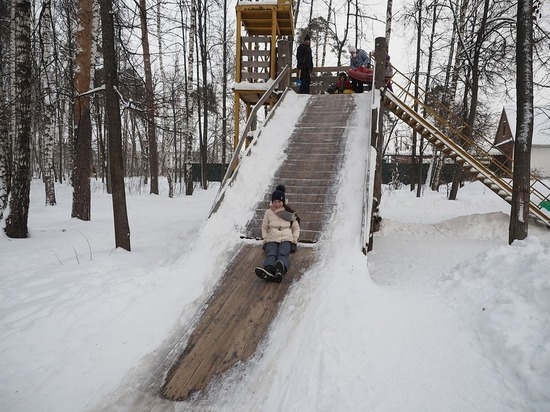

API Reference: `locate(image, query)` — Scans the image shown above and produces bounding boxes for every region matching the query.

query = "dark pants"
[264,241,291,272]
[352,79,364,93]
[299,69,311,94]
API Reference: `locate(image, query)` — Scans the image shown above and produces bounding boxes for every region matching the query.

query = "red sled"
[348,67,393,83]
[348,67,374,83]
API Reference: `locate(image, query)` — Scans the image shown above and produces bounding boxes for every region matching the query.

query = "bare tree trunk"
[94,94,106,182]
[509,0,534,244]
[60,1,77,185]
[171,87,179,194]
[417,3,438,197]
[449,0,468,105]
[222,0,228,165]
[428,0,461,192]
[411,0,421,193]
[447,0,467,200]
[294,0,301,27]
[5,0,32,238]
[184,0,196,195]
[320,0,332,66]
[0,4,11,220]
[354,0,359,44]
[99,0,131,251]
[336,0,352,66]
[72,0,93,220]
[385,0,393,47]
[157,0,173,197]
[197,0,208,190]
[41,0,57,206]
[139,0,159,195]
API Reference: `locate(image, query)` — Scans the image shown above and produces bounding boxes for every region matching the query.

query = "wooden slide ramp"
[161,94,356,401]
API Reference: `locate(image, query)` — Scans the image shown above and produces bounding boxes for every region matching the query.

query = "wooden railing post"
[374,37,387,90]
[277,39,291,89]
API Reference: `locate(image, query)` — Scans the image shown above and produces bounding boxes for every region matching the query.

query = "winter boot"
[274,260,286,282]
[255,265,276,282]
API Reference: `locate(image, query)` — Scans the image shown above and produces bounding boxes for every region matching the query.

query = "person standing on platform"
[348,45,370,93]
[296,34,313,94]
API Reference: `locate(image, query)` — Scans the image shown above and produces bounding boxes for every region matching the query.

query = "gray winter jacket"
[350,49,370,68]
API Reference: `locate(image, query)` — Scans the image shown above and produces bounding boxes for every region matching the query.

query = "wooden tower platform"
[233,0,295,147]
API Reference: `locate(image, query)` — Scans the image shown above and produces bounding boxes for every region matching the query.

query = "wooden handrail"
[385,72,550,227]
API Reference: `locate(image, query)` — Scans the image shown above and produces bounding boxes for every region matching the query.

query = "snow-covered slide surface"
[161,92,363,401]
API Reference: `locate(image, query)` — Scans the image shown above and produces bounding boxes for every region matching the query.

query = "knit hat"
[271,184,286,203]
[304,34,310,41]
[348,45,356,53]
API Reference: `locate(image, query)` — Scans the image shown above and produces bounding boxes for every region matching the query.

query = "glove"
[291,243,298,253]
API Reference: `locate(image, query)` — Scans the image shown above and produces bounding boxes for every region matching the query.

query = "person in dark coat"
[296,34,313,94]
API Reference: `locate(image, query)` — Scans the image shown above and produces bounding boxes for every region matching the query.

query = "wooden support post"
[372,36,388,232]
[374,37,387,90]
[236,11,242,83]
[234,93,240,149]
[246,103,254,147]
[271,8,277,79]
[277,39,290,89]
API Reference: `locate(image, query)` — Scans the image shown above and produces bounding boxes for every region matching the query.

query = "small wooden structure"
[490,109,514,173]
[234,0,294,147]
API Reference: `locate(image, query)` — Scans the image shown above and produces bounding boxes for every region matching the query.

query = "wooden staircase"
[383,70,550,227]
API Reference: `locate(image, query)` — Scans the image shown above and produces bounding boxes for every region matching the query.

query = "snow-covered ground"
[1,92,550,411]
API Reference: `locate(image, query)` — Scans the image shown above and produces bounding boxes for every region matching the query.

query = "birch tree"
[40,0,57,206]
[156,1,174,196]
[183,0,196,195]
[5,0,32,238]
[0,1,10,221]
[386,0,393,47]
[197,0,208,189]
